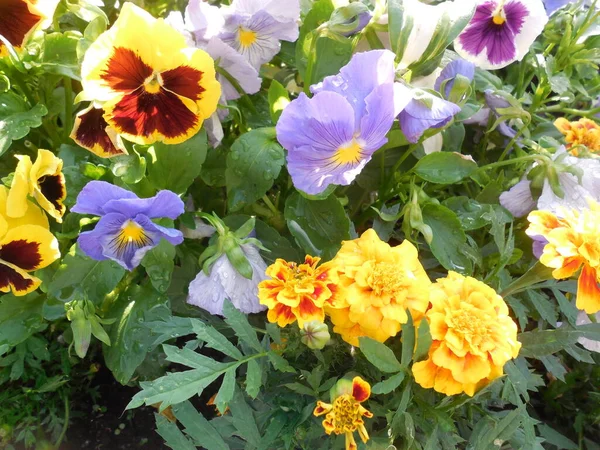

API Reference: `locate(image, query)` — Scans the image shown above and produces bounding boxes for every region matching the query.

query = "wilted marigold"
[554,117,600,156]
[412,272,521,396]
[314,376,373,450]
[527,202,600,314]
[326,229,431,346]
[258,256,339,328]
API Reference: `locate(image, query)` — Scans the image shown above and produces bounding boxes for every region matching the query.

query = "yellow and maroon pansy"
[0,0,59,56]
[78,2,221,145]
[70,104,127,158]
[7,149,67,223]
[0,186,59,296]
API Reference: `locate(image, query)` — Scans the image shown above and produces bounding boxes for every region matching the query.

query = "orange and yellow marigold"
[554,117,600,156]
[527,202,600,314]
[326,229,431,346]
[412,272,521,396]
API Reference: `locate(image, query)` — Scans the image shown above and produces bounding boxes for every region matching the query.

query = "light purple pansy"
[396,84,461,144]
[455,0,548,70]
[187,243,267,315]
[72,181,184,271]
[434,59,476,100]
[185,1,226,45]
[276,50,406,195]
[219,0,300,68]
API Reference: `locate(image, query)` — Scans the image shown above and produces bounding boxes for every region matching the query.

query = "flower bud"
[327,3,372,37]
[300,320,331,350]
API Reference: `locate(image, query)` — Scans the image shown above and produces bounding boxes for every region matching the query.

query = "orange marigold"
[554,117,600,156]
[527,201,600,314]
[326,229,431,346]
[258,255,339,328]
[412,272,521,396]
[314,376,373,450]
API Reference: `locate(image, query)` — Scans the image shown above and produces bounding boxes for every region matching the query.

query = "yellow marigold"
[314,376,373,450]
[326,229,431,346]
[527,202,600,314]
[412,272,521,397]
[554,117,600,155]
[258,256,340,328]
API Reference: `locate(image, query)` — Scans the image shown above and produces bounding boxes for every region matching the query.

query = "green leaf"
[267,351,296,373]
[388,0,406,56]
[141,239,177,293]
[48,244,126,303]
[229,387,262,447]
[172,402,229,450]
[537,424,578,450]
[147,130,208,194]
[284,192,351,259]
[518,329,581,358]
[225,128,285,211]
[0,294,46,349]
[39,32,80,79]
[223,300,263,353]
[540,355,567,382]
[268,80,290,123]
[422,203,473,274]
[359,337,403,373]
[191,320,244,360]
[401,312,415,367]
[0,100,47,156]
[214,370,236,414]
[471,408,524,450]
[371,372,405,395]
[104,285,171,384]
[71,312,92,358]
[155,415,197,450]
[111,150,147,184]
[245,358,262,399]
[413,152,477,184]
[414,319,432,362]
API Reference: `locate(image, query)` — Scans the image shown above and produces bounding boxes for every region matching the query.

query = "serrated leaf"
[371,372,405,395]
[223,300,263,353]
[245,359,262,399]
[267,351,296,373]
[414,319,432,362]
[401,312,415,367]
[214,370,236,414]
[191,320,243,360]
[155,414,197,450]
[518,329,581,358]
[229,387,262,447]
[359,337,403,373]
[172,402,228,450]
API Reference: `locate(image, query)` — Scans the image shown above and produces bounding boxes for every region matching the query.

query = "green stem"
[262,195,279,215]
[54,393,70,449]
[497,122,527,162]
[364,27,384,49]
[538,106,600,117]
[303,30,321,94]
[474,154,541,174]
[63,77,73,140]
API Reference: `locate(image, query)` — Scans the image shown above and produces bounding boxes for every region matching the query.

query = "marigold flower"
[0,186,59,296]
[258,255,340,328]
[527,202,600,314]
[7,149,66,222]
[314,376,373,450]
[412,272,521,396]
[0,0,59,56]
[78,2,220,146]
[554,118,600,155]
[326,229,431,346]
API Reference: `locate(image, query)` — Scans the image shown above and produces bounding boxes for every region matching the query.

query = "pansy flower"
[0,186,59,296]
[7,149,66,222]
[72,181,184,271]
[0,0,59,56]
[70,104,127,158]
[78,2,221,146]
[455,0,548,70]
[276,50,405,195]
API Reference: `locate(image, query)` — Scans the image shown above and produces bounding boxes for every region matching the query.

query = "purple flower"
[434,59,476,99]
[276,50,405,195]
[396,85,461,143]
[220,0,300,68]
[187,243,267,315]
[185,1,226,45]
[455,0,548,70]
[543,0,573,14]
[72,181,184,271]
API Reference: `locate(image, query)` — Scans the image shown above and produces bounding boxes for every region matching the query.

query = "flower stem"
[63,77,73,140]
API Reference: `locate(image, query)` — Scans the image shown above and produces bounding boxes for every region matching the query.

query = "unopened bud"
[300,321,330,350]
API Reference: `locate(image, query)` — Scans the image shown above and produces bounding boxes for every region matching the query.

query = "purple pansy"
[185,1,225,45]
[396,85,461,144]
[72,181,184,271]
[542,0,574,14]
[455,0,547,70]
[434,59,476,100]
[276,50,406,195]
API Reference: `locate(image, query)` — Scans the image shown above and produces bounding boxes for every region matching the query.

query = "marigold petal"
[314,401,333,416]
[351,376,370,402]
[577,264,600,314]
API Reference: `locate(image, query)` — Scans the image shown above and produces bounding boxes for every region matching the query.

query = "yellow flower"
[258,256,340,328]
[77,2,221,146]
[326,229,431,346]
[554,117,600,155]
[314,376,373,450]
[7,149,66,222]
[527,202,600,314]
[0,186,59,296]
[412,272,521,396]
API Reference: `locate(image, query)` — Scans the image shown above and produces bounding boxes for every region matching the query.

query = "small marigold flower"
[0,186,59,296]
[72,181,184,271]
[527,202,600,314]
[314,376,373,450]
[78,2,221,146]
[7,149,66,222]
[258,256,340,328]
[326,229,431,346]
[0,0,59,56]
[554,118,600,155]
[412,272,521,397]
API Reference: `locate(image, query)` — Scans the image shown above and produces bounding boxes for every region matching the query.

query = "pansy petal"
[30,149,67,222]
[72,180,137,216]
[137,215,185,247]
[0,262,41,296]
[0,224,60,271]
[434,59,476,98]
[71,104,127,158]
[6,155,32,219]
[185,0,225,44]
[103,190,184,220]
[187,268,228,315]
[78,212,127,262]
[499,179,536,217]
[360,83,396,152]
[0,0,44,54]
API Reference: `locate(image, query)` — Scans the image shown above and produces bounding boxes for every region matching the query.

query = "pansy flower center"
[111,220,152,255]
[334,139,363,165]
[369,262,407,296]
[239,28,258,48]
[143,72,163,94]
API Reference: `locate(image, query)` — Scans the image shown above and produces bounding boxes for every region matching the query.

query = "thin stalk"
[262,195,279,215]
[473,154,541,174]
[54,394,70,449]
[364,27,384,49]
[63,77,73,140]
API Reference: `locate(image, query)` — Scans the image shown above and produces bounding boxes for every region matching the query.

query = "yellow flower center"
[333,139,363,165]
[450,308,487,338]
[330,395,361,433]
[113,220,152,254]
[492,14,505,25]
[239,28,257,48]
[144,73,163,94]
[369,262,406,296]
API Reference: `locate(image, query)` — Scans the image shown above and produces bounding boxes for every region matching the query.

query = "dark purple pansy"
[455,0,547,70]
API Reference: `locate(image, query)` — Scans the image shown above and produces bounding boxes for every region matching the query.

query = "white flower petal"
[499,179,536,217]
